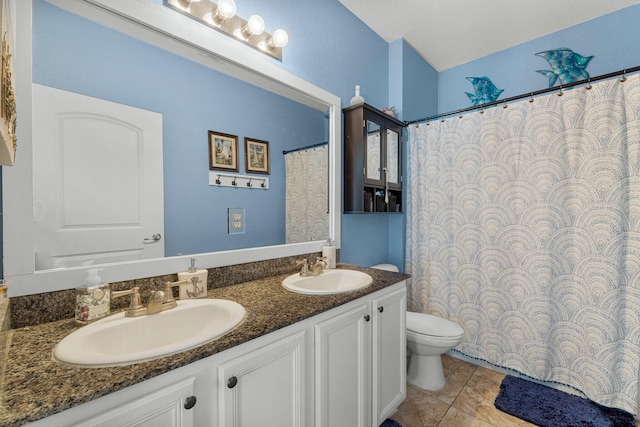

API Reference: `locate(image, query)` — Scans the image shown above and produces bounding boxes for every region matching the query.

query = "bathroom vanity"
[0,266,408,427]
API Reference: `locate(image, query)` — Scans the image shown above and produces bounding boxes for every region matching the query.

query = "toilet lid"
[406,312,464,337]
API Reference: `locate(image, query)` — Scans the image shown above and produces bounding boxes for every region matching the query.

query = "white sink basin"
[53,299,245,367]
[283,269,373,295]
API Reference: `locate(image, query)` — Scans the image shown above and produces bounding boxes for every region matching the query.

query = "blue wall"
[438,4,640,113]
[33,0,326,256]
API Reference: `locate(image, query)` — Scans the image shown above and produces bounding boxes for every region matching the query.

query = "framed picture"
[245,138,270,174]
[208,131,239,172]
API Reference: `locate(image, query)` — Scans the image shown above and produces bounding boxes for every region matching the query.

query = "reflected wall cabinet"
[344,103,406,213]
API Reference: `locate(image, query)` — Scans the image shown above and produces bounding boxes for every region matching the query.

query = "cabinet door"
[76,377,196,427]
[364,118,384,186]
[315,303,370,427]
[372,287,407,425]
[218,331,305,427]
[385,127,401,190]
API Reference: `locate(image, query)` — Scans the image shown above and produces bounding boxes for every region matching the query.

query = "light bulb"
[212,0,236,23]
[270,29,288,48]
[244,15,265,37]
[249,16,266,35]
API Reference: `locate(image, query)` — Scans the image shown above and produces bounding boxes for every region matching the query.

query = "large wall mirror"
[4,0,341,296]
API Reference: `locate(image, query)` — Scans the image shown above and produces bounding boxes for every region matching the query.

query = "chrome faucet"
[296,257,327,277]
[111,280,187,317]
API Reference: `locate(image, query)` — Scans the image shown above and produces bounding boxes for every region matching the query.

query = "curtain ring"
[502,101,508,109]
[585,78,592,90]
[440,114,445,123]
[458,114,463,119]
[557,85,563,96]
[529,93,534,103]
[620,70,627,82]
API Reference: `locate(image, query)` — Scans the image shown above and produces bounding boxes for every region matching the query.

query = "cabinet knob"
[184,396,197,410]
[378,306,384,313]
[364,314,370,322]
[227,376,238,389]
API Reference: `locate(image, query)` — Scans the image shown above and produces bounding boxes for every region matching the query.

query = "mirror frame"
[4,0,341,296]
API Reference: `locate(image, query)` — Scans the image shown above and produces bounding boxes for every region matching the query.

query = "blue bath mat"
[379,419,401,427]
[495,375,635,426]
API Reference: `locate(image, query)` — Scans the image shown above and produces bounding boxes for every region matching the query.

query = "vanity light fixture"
[165,0,289,61]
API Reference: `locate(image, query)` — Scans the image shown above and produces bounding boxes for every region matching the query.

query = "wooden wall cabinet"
[344,103,406,213]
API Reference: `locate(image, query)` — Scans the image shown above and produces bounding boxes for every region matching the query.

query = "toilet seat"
[407,312,464,339]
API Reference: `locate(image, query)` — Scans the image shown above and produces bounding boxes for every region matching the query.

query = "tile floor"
[389,354,533,426]
[389,353,639,427]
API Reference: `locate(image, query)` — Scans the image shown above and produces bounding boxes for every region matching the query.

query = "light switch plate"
[228,208,245,234]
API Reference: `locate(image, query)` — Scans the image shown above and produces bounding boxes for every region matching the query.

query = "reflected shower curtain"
[406,73,640,412]
[285,145,329,243]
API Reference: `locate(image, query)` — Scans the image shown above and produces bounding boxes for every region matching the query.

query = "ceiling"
[338,0,640,71]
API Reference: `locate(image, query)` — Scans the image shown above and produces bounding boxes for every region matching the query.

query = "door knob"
[143,233,162,243]
[184,396,197,410]
[227,376,238,388]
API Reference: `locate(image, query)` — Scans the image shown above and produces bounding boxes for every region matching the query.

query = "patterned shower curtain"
[406,73,640,412]
[285,144,329,243]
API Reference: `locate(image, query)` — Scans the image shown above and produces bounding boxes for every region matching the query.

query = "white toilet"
[370,263,464,391]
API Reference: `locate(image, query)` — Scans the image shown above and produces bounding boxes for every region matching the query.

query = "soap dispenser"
[75,268,110,324]
[178,258,208,299]
[322,239,337,269]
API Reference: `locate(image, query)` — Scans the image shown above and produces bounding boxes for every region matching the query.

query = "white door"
[372,287,407,425]
[75,377,196,427]
[315,303,370,427]
[32,84,164,270]
[218,331,305,427]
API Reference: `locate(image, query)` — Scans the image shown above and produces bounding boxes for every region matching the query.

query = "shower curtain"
[285,144,329,243]
[406,73,640,412]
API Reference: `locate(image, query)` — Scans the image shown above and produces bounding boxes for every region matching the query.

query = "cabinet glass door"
[386,129,399,186]
[366,120,382,183]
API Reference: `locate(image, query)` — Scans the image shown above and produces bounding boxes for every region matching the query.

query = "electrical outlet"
[228,208,245,234]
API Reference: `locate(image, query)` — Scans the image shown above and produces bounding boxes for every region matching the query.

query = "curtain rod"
[282,141,328,155]
[405,65,640,125]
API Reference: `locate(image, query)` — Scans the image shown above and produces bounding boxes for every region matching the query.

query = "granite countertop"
[0,264,409,427]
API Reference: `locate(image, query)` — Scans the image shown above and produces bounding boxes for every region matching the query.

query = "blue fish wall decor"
[536,48,593,87]
[465,76,504,106]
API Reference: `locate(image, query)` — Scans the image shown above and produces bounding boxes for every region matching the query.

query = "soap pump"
[322,239,337,269]
[178,258,208,299]
[75,268,110,324]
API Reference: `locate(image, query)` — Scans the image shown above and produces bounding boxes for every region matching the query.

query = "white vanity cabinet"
[315,283,407,427]
[74,377,197,427]
[217,331,306,426]
[25,281,406,427]
[371,286,407,424]
[25,357,216,427]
